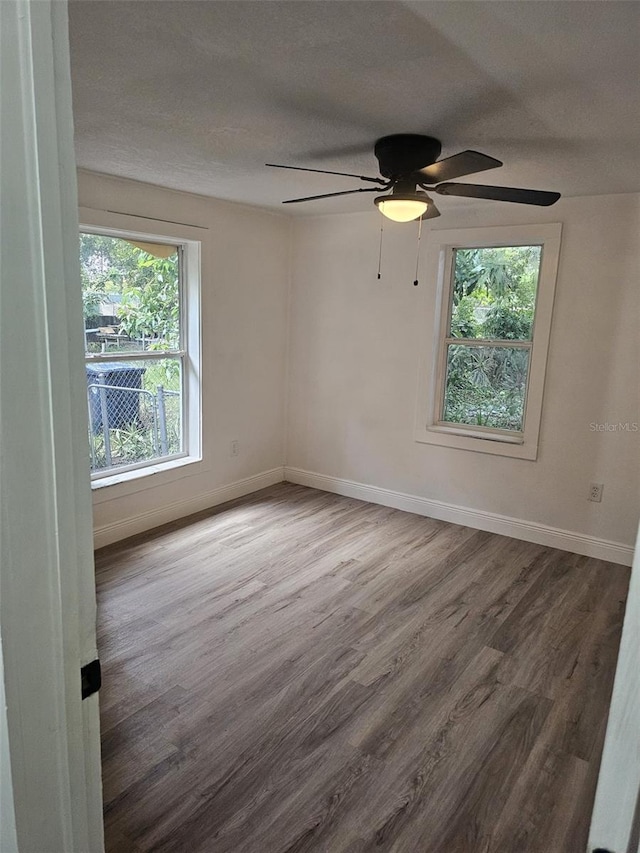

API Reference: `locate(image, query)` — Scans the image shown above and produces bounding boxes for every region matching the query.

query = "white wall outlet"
[230,440,239,457]
[588,482,604,502]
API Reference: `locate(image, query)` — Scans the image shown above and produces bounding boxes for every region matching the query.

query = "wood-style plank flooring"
[95,483,630,853]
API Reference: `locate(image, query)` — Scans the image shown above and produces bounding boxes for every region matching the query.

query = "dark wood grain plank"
[96,483,629,852]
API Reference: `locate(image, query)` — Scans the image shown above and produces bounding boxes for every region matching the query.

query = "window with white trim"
[415,223,562,460]
[80,224,201,482]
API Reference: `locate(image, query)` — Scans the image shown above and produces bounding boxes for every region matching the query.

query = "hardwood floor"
[95,483,630,853]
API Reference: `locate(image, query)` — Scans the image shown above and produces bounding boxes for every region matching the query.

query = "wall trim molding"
[93,467,285,549]
[284,467,635,566]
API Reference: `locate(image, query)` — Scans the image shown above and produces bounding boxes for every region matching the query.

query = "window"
[415,223,562,459]
[80,220,201,483]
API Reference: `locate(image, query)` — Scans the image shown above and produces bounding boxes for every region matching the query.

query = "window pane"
[86,358,182,473]
[449,246,541,340]
[442,345,530,431]
[80,233,180,354]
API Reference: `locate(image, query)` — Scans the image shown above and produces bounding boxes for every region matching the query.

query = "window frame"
[78,208,203,486]
[414,223,562,460]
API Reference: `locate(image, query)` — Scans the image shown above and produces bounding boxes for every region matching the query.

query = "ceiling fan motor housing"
[374,134,442,179]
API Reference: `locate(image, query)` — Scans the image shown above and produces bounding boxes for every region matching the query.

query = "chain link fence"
[87,366,181,472]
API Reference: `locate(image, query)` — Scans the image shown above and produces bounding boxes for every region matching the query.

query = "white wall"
[77,171,290,545]
[287,193,640,556]
[80,176,639,557]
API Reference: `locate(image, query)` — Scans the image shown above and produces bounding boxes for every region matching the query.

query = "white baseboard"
[93,467,285,549]
[93,463,635,566]
[284,467,635,567]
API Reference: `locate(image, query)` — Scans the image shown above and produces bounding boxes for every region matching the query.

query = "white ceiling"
[68,0,640,216]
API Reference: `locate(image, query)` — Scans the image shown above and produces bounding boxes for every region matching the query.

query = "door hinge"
[81,659,101,700]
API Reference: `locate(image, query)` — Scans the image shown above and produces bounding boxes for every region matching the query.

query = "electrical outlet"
[588,482,604,503]
[230,440,239,457]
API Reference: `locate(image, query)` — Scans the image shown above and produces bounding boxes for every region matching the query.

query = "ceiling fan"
[267,134,561,222]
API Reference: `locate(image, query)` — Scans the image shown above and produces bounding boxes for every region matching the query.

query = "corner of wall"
[282,216,295,469]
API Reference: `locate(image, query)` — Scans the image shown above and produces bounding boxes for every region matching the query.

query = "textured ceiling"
[68,0,640,215]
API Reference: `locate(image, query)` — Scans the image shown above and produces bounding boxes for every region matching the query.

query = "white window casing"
[78,208,203,487]
[414,223,562,460]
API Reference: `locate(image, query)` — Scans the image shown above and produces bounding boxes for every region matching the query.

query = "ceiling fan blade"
[266,163,386,185]
[434,183,561,206]
[419,151,502,183]
[282,187,382,204]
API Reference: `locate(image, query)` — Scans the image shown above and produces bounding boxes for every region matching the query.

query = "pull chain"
[413,215,423,286]
[377,216,384,280]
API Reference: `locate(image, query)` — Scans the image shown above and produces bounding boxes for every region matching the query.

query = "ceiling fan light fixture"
[374,190,430,222]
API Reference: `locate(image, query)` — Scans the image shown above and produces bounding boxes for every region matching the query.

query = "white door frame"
[0,0,104,850]
[589,523,640,853]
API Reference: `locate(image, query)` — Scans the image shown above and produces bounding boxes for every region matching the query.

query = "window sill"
[414,426,537,460]
[91,454,204,500]
[431,423,524,444]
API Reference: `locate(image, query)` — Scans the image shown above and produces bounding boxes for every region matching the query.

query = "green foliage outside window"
[118,255,180,347]
[80,233,179,349]
[443,246,541,431]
